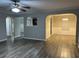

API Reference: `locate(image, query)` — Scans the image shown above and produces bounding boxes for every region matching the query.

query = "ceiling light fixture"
[62,18,69,21]
[11,8,20,13]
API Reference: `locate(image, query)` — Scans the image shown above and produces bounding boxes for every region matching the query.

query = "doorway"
[6,17,24,48]
[45,13,77,57]
[45,13,77,42]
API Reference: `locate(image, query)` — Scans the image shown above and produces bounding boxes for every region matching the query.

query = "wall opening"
[45,13,77,45]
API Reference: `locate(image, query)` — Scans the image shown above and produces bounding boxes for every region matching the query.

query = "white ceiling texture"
[0,0,79,15]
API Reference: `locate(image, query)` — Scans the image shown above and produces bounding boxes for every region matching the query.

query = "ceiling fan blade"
[19,5,30,10]
[22,6,31,9]
[11,0,20,2]
[10,0,31,12]
[19,7,27,12]
[20,8,27,12]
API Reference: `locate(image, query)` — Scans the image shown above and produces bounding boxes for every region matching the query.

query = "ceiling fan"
[10,0,31,13]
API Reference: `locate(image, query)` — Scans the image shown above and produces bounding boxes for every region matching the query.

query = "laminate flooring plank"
[0,35,78,58]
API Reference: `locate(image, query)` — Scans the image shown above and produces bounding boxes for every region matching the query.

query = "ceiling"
[0,0,79,15]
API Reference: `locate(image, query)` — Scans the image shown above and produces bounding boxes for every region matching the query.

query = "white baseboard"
[0,35,21,42]
[0,38,7,42]
[23,37,45,41]
[14,35,21,38]
[0,36,45,42]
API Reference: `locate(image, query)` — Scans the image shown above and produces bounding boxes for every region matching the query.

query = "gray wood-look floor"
[0,35,79,58]
[0,38,46,58]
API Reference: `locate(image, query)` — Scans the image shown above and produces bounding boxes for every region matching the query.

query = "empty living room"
[0,0,79,58]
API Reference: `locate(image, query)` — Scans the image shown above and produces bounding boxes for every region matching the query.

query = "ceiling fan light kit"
[10,0,30,13]
[11,8,20,13]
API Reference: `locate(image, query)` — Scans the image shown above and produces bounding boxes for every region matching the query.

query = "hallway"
[44,34,78,58]
[44,13,78,57]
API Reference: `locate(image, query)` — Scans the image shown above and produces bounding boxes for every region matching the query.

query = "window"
[26,17,33,26]
[33,17,37,26]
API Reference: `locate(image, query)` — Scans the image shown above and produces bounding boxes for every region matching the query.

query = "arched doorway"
[45,13,77,57]
[45,13,77,41]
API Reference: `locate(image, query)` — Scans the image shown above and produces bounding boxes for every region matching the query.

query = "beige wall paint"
[52,17,54,35]
[53,14,76,35]
[46,16,51,39]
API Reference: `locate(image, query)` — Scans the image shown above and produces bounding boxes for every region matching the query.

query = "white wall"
[24,14,45,40]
